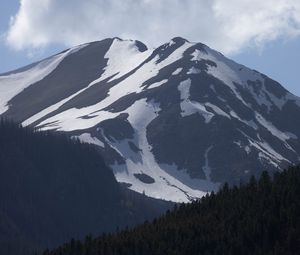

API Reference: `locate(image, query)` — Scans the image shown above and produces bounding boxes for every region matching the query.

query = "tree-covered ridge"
[0,119,170,255]
[47,166,300,255]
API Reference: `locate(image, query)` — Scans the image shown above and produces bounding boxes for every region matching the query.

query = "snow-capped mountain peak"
[1,37,300,202]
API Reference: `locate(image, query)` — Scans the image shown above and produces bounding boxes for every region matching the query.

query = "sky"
[1,0,300,96]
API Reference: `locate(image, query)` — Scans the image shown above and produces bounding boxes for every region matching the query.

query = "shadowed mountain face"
[1,37,300,202]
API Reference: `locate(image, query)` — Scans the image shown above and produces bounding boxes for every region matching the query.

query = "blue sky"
[1,0,300,96]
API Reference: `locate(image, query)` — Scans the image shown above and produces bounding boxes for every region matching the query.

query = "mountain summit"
[1,37,300,202]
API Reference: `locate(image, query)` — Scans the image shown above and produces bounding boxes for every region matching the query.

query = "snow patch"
[147,79,168,90]
[229,111,258,130]
[202,146,213,181]
[285,132,298,140]
[238,129,290,166]
[178,79,214,122]
[255,113,295,152]
[101,39,153,82]
[245,146,251,154]
[111,99,218,202]
[255,113,289,141]
[0,48,75,114]
[190,48,267,109]
[169,40,176,46]
[23,82,95,126]
[205,103,231,119]
[37,42,195,131]
[172,67,183,75]
[187,67,201,74]
[191,47,293,113]
[75,133,105,147]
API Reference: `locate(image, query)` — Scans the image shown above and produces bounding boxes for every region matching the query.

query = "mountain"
[46,166,300,255]
[0,120,171,255]
[1,37,300,202]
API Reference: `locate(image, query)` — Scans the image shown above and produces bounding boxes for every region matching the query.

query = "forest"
[46,165,300,255]
[0,119,170,255]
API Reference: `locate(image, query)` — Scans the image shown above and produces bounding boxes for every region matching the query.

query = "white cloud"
[6,0,300,55]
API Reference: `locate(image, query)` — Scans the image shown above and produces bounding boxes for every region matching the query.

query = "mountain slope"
[47,166,300,255]
[1,37,300,202]
[0,120,171,255]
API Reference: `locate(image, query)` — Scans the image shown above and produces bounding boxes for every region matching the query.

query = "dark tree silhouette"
[47,166,300,255]
[0,119,171,255]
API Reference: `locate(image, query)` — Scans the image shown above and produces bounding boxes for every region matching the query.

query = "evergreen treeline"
[47,166,300,255]
[0,119,171,255]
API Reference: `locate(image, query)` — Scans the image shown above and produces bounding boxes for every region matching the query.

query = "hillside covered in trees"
[47,166,300,255]
[0,119,171,255]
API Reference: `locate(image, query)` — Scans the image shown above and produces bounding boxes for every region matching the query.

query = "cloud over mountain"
[6,0,300,54]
